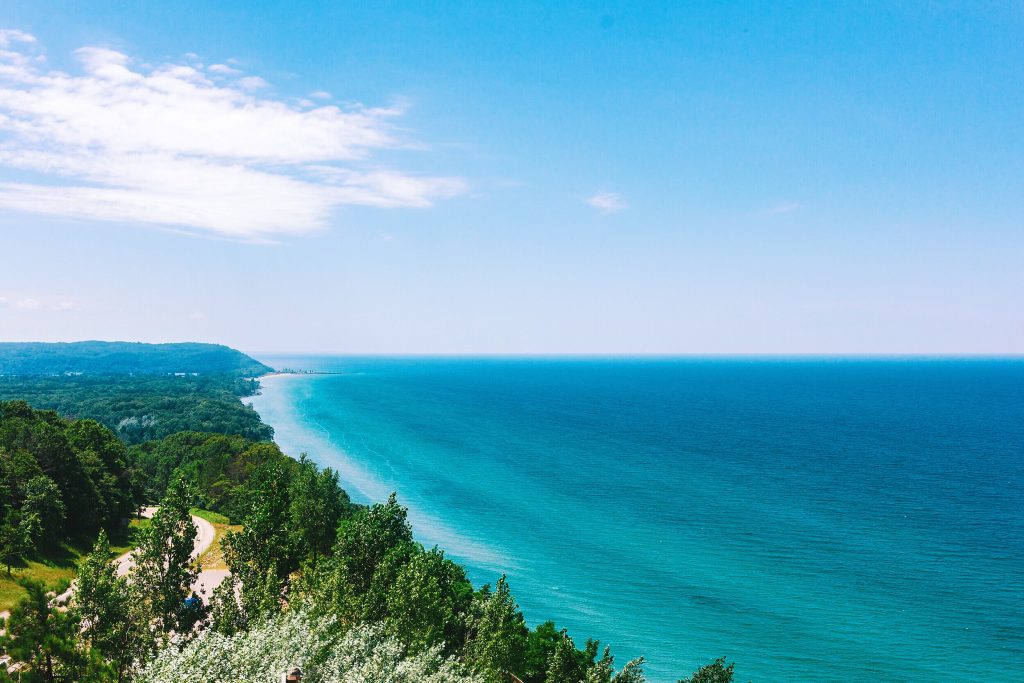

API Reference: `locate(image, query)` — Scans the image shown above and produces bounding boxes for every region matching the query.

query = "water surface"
[249,357,1024,681]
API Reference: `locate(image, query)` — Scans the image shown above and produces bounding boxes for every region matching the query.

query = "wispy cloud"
[0,29,35,48]
[207,63,240,75]
[0,31,467,240]
[237,75,268,90]
[763,201,803,215]
[587,191,628,214]
[0,295,76,312]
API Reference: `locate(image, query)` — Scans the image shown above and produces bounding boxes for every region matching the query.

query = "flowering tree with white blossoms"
[138,609,483,683]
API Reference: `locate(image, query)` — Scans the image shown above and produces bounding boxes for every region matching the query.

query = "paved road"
[112,507,218,581]
[188,512,229,600]
[192,567,230,600]
[1,507,225,620]
[1,507,229,674]
[107,507,227,601]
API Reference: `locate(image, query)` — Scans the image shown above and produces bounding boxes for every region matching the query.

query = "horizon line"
[248,351,1024,360]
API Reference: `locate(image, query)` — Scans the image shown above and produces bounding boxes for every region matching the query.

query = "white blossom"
[138,610,482,683]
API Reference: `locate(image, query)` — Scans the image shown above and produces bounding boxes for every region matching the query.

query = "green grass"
[191,508,239,571]
[190,507,231,525]
[0,551,79,612]
[0,518,149,613]
[111,518,151,556]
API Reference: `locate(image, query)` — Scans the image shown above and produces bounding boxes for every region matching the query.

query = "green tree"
[288,455,348,564]
[0,577,102,683]
[299,493,417,628]
[65,419,135,531]
[130,477,202,646]
[524,621,564,683]
[74,530,148,682]
[0,402,98,537]
[220,460,294,622]
[379,544,473,654]
[585,646,645,683]
[0,510,26,574]
[466,575,529,683]
[207,575,246,636]
[333,492,412,600]
[545,631,587,683]
[20,475,65,549]
[678,657,736,683]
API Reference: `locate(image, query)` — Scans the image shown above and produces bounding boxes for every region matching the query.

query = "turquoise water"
[248,358,1024,681]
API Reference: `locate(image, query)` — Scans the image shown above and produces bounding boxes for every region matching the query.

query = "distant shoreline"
[241,370,341,399]
[262,369,346,377]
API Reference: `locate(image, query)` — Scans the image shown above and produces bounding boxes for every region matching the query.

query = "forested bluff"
[0,342,738,683]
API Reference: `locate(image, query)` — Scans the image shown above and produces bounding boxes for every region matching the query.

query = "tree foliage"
[73,530,150,683]
[465,576,529,683]
[130,477,203,647]
[0,401,143,565]
[0,374,271,445]
[678,657,737,683]
[0,577,109,682]
[131,432,293,517]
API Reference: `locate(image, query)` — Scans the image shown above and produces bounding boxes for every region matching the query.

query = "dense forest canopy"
[0,341,272,377]
[0,374,272,444]
[0,343,273,444]
[0,400,142,559]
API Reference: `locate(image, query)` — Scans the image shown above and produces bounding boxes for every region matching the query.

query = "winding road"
[1,509,230,674]
[1,506,225,621]
[110,507,228,600]
[112,507,218,580]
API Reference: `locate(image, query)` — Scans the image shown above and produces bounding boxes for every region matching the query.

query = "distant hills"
[0,341,272,377]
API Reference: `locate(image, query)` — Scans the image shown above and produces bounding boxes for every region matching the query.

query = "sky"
[0,1,1021,355]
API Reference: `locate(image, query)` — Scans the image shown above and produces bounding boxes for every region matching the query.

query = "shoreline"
[242,371,512,572]
[239,366,676,681]
[241,369,335,399]
[262,370,347,377]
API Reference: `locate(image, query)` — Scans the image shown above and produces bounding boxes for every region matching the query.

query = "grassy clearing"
[197,521,242,571]
[111,518,151,556]
[0,517,149,612]
[190,508,231,525]
[0,552,79,612]
[192,508,241,572]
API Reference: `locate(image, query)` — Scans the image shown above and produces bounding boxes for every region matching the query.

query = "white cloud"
[208,63,240,75]
[0,31,467,239]
[0,29,35,47]
[237,75,268,90]
[587,191,628,214]
[0,295,75,312]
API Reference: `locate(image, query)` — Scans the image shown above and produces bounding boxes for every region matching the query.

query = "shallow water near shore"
[247,357,1024,682]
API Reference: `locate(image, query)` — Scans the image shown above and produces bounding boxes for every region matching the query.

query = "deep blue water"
[248,358,1024,682]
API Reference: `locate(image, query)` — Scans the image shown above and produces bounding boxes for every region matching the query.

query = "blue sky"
[0,1,1021,354]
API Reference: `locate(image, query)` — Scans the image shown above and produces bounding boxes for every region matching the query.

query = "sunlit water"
[248,357,1024,682]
